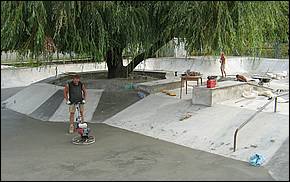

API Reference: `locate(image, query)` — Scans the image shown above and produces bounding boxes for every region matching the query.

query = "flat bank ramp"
[104,94,289,164]
[3,83,103,122]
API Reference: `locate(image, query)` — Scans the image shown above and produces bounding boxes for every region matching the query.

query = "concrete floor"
[1,88,274,181]
[265,137,289,181]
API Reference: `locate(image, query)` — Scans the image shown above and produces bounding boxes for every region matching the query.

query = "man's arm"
[64,84,69,101]
[82,83,87,101]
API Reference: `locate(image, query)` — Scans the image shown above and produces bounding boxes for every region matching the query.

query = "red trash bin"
[207,79,216,88]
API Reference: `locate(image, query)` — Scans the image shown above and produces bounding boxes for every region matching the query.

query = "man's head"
[72,74,80,85]
[221,52,224,56]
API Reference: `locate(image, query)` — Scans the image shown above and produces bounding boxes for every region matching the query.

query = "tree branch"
[126,34,174,73]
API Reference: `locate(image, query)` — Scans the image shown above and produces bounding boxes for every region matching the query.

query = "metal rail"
[233,92,289,152]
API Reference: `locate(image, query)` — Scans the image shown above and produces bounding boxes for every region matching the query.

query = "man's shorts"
[69,104,84,113]
[220,64,226,70]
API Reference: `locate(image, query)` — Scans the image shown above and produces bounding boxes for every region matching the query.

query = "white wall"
[1,62,107,88]
[136,57,289,77]
[2,56,288,88]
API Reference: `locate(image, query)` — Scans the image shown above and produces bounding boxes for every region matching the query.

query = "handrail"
[233,92,289,152]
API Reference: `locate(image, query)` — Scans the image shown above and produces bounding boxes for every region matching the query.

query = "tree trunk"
[105,35,174,78]
[125,35,174,74]
[105,47,127,78]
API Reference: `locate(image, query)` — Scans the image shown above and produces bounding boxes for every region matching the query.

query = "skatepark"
[1,56,289,181]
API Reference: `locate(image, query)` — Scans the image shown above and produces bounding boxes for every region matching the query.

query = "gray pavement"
[1,87,24,102]
[1,88,275,181]
[265,137,289,181]
[92,90,141,122]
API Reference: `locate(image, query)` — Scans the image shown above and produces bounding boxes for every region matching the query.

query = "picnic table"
[180,75,203,99]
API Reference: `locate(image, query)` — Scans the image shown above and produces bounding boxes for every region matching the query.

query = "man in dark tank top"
[64,74,87,134]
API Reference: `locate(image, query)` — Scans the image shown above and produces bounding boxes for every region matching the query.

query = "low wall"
[137,57,289,78]
[192,81,270,106]
[2,56,288,88]
[1,62,107,88]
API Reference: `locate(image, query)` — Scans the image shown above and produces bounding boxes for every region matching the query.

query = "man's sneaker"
[69,124,74,134]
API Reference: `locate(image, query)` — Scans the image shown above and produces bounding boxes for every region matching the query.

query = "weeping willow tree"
[1,1,175,77]
[170,1,289,56]
[1,1,288,78]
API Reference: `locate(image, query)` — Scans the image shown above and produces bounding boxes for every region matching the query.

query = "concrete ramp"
[3,83,61,114]
[104,94,289,164]
[3,83,103,122]
[30,89,65,120]
[49,89,103,122]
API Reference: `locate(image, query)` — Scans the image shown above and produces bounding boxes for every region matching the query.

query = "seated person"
[236,74,247,82]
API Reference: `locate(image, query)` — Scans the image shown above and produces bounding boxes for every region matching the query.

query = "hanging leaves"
[1,1,288,60]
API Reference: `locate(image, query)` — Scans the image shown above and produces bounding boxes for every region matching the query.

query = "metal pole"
[55,66,58,78]
[180,78,183,99]
[233,129,239,152]
[274,97,278,112]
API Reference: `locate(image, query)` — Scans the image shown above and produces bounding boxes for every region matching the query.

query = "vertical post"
[185,78,188,94]
[55,66,58,78]
[180,78,183,99]
[274,97,278,112]
[233,128,239,152]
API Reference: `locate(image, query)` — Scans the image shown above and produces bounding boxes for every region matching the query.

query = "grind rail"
[233,91,289,152]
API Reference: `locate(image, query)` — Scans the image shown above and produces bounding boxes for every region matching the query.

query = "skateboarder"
[64,74,87,133]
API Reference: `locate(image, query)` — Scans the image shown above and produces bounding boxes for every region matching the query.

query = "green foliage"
[170,1,289,56]
[1,1,47,55]
[1,1,288,61]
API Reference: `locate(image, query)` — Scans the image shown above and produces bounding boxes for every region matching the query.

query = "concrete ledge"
[132,70,166,79]
[192,81,269,106]
[134,78,181,94]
